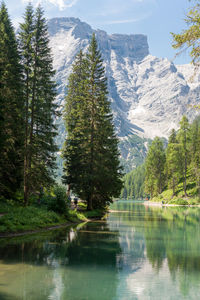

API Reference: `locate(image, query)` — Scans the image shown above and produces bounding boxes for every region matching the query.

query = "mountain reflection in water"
[0,201,200,299]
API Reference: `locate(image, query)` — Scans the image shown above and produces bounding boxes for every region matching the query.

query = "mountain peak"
[48,17,93,37]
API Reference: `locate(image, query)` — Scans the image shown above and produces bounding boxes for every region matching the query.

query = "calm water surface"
[0,201,200,300]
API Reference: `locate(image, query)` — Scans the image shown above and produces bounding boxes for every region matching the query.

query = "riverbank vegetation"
[0,188,105,235]
[121,116,200,205]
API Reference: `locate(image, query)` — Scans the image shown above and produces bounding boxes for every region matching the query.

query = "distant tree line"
[120,164,145,199]
[121,116,200,200]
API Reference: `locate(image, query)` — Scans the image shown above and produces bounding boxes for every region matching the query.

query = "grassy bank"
[0,202,105,235]
[150,187,200,206]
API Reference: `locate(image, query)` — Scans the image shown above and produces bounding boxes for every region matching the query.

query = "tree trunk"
[87,195,93,211]
[23,73,29,206]
[172,176,175,197]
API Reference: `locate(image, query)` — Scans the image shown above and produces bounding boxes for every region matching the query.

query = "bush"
[44,185,69,215]
[168,198,188,205]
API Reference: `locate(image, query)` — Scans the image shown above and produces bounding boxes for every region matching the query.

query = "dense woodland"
[0,2,122,217]
[0,2,58,205]
[1,0,200,233]
[121,116,200,203]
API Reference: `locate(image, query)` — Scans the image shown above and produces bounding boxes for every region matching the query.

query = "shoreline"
[0,212,105,238]
[143,201,200,207]
[0,222,77,238]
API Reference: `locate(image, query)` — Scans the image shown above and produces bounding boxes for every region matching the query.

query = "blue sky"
[5,0,194,64]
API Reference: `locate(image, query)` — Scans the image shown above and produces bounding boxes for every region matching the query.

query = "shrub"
[168,198,188,205]
[46,185,69,215]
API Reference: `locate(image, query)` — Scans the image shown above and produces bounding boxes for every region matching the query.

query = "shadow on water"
[0,222,122,300]
[0,222,122,267]
[0,292,20,300]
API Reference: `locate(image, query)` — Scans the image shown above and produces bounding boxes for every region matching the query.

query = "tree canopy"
[171,0,200,66]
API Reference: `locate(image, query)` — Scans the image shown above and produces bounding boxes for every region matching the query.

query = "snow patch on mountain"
[48,17,200,170]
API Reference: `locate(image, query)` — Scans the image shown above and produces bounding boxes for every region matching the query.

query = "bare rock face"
[48,17,200,171]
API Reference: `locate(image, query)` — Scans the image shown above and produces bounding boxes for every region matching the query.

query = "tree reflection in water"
[0,222,121,300]
[110,201,200,297]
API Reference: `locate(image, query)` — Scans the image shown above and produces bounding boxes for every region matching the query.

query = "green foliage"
[144,115,200,203]
[18,3,58,204]
[119,134,151,173]
[166,129,183,196]
[66,210,88,222]
[0,207,64,233]
[0,201,16,214]
[45,185,69,215]
[168,198,189,205]
[0,2,24,199]
[145,137,166,198]
[171,0,200,67]
[62,34,123,210]
[120,164,145,199]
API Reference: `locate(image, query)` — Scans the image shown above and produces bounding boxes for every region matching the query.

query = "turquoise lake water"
[0,201,200,299]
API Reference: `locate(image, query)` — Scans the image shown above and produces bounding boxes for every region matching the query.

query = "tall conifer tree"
[177,116,190,196]
[19,4,58,204]
[165,130,182,196]
[0,2,24,198]
[63,34,123,210]
[190,118,200,197]
[145,137,166,198]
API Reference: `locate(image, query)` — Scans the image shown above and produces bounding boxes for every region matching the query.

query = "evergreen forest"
[0,2,123,234]
[121,116,200,205]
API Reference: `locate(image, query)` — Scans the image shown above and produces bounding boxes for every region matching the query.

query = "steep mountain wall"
[48,17,200,171]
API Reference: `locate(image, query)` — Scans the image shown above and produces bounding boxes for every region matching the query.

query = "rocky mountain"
[48,17,200,172]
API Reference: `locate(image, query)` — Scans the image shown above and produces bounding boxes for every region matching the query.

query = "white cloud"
[100,12,152,25]
[103,18,144,25]
[22,0,78,11]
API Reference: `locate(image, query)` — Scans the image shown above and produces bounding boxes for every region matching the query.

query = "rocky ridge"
[48,17,200,172]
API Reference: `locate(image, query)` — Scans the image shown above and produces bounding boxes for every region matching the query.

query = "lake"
[0,201,200,299]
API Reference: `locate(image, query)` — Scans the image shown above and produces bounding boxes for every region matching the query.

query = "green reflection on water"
[0,223,121,300]
[0,201,200,299]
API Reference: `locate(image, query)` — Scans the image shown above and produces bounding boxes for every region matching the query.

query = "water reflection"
[1,202,200,299]
[109,201,200,299]
[0,223,121,300]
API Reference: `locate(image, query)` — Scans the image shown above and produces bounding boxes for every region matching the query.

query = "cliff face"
[48,17,200,171]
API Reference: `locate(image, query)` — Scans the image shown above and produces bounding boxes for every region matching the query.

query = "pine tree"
[171,1,200,67]
[0,2,24,199]
[62,50,90,200]
[177,116,190,196]
[120,164,145,199]
[63,34,123,210]
[166,130,182,196]
[18,4,58,204]
[190,117,200,197]
[145,137,166,198]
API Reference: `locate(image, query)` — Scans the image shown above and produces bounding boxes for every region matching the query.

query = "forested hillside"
[121,116,200,204]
